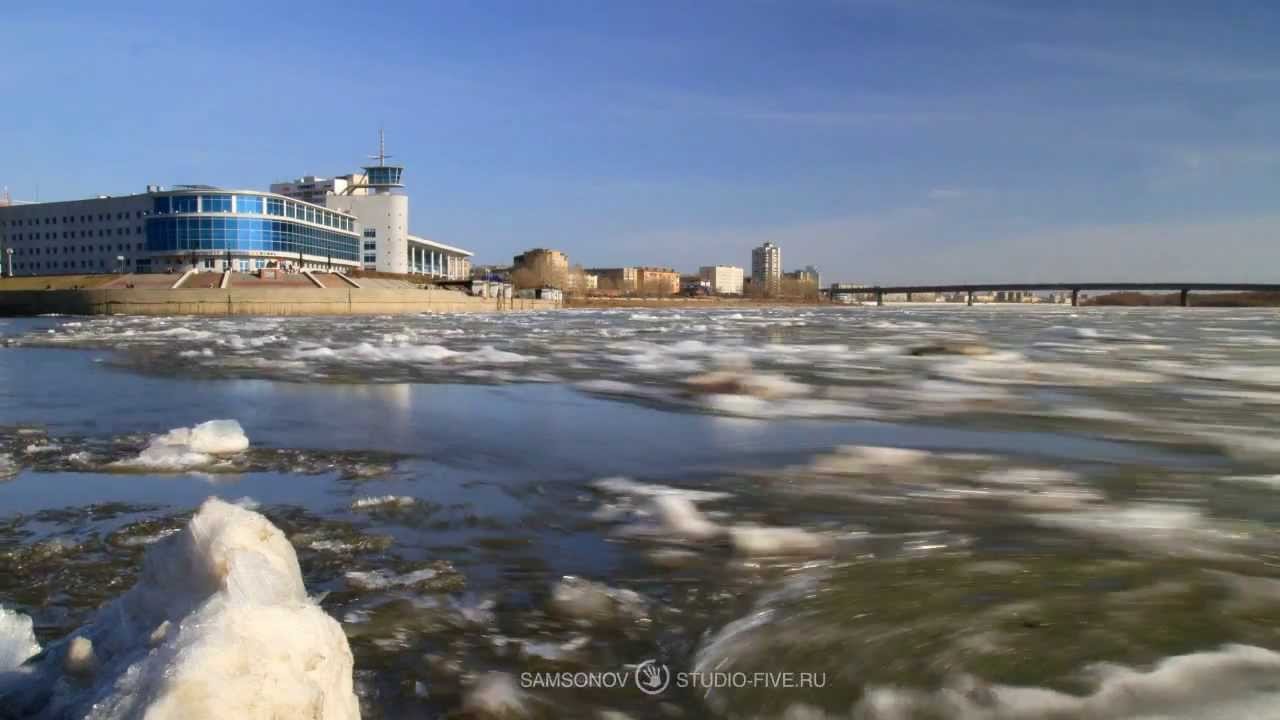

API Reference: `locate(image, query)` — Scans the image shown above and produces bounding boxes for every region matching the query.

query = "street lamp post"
[4,248,12,278]
[116,255,125,274]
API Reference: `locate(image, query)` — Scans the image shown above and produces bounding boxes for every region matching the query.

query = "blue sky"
[3,1,1279,283]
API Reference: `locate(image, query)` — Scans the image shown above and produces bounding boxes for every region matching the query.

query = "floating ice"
[548,576,647,625]
[0,497,358,719]
[350,494,417,510]
[464,345,531,364]
[112,419,250,471]
[728,525,831,556]
[855,644,1280,719]
[592,476,732,503]
[1028,503,1255,557]
[0,605,39,673]
[463,672,533,718]
[344,568,443,590]
[685,370,810,400]
[0,454,19,481]
[809,445,932,476]
[649,495,723,540]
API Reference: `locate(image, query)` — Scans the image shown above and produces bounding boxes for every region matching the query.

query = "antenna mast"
[368,129,392,167]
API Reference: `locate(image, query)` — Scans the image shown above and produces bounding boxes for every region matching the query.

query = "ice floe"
[0,605,39,673]
[462,672,534,718]
[350,494,417,510]
[855,644,1280,719]
[0,497,358,719]
[111,419,249,471]
[548,576,648,625]
[345,568,439,590]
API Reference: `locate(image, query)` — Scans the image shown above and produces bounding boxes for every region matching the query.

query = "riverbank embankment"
[0,274,557,316]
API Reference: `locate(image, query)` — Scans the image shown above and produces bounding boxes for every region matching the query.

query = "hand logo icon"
[634,659,670,696]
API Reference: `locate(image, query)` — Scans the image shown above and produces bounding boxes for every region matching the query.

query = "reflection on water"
[2,307,1280,718]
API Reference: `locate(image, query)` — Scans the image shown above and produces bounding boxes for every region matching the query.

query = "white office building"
[271,134,472,280]
[699,265,744,295]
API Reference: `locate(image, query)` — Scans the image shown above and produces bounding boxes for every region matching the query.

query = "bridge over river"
[834,283,1280,307]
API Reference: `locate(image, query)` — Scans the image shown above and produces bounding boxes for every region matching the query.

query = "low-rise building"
[515,287,563,302]
[470,279,511,298]
[587,267,639,293]
[699,265,744,295]
[785,268,820,285]
[636,266,680,295]
[512,248,569,289]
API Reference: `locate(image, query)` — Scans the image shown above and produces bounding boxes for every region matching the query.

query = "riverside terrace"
[849,283,1280,307]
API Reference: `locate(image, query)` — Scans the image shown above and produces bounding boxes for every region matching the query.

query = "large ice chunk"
[0,497,359,719]
[112,419,250,471]
[0,605,40,672]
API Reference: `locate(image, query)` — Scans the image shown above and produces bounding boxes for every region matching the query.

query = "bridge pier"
[875,288,883,307]
[1071,289,1079,307]
[1180,289,1189,307]
[966,290,973,306]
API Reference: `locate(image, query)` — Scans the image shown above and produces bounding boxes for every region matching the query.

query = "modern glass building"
[145,189,360,273]
[0,186,361,276]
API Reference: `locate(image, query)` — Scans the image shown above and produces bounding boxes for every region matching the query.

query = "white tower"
[325,130,410,273]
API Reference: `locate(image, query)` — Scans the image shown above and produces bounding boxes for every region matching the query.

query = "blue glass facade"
[201,194,232,213]
[146,192,359,262]
[236,195,263,214]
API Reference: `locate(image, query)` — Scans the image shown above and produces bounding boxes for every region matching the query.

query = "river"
[1,306,1279,718]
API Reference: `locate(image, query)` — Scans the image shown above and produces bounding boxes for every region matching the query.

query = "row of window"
[12,258,134,272]
[146,217,359,262]
[9,243,143,256]
[4,226,144,243]
[1,211,146,228]
[152,194,356,233]
[366,167,403,186]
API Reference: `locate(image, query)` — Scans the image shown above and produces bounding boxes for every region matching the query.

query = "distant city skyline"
[5,2,1280,284]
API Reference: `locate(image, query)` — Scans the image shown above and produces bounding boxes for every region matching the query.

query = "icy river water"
[2,306,1280,719]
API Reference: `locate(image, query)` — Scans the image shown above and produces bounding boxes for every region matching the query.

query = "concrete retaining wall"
[0,288,559,316]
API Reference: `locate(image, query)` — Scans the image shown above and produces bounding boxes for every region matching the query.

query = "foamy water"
[2,306,1280,718]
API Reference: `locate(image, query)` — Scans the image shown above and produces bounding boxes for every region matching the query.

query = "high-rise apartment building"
[751,242,781,295]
